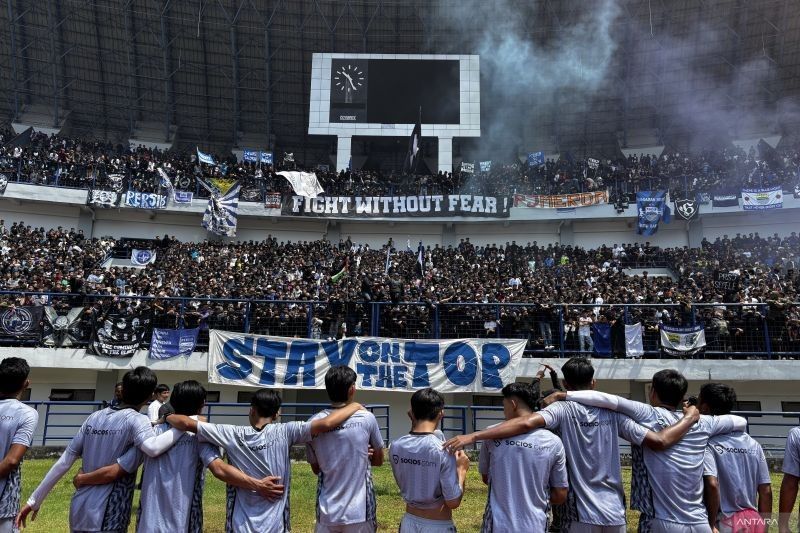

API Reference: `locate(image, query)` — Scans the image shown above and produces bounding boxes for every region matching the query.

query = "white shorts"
[399,514,456,533]
[568,522,626,533]
[315,521,375,533]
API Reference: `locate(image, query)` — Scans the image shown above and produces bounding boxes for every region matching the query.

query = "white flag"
[277,171,325,198]
[660,325,706,357]
[625,323,644,358]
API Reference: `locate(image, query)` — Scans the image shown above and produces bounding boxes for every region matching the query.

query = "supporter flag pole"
[384,246,392,274]
[403,108,422,175]
[417,241,425,276]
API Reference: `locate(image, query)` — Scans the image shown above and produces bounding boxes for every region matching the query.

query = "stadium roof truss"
[0,0,797,160]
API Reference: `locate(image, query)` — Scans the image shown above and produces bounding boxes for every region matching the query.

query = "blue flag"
[636,190,668,235]
[149,328,200,359]
[196,148,216,165]
[591,323,612,357]
[527,151,545,167]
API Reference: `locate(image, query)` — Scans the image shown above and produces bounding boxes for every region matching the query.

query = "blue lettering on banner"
[124,190,168,209]
[209,331,525,393]
[481,343,511,388]
[216,337,255,380]
[404,342,439,387]
[258,339,288,385]
[443,342,478,386]
[285,340,318,386]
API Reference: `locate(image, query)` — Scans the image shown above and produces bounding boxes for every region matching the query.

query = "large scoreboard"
[308,53,480,138]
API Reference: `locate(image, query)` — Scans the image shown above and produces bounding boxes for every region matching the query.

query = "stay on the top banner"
[208,331,526,393]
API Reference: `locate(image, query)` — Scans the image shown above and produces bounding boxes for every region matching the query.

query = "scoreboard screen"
[309,53,479,139]
[329,59,460,124]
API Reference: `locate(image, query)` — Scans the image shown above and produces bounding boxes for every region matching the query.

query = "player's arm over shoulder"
[308,402,364,437]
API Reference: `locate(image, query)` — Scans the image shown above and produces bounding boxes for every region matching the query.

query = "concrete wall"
[2,183,800,249]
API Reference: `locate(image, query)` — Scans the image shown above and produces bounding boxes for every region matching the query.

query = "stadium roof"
[1,0,799,162]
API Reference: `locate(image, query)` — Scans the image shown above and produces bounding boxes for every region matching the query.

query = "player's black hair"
[561,357,594,389]
[154,384,170,395]
[251,389,282,419]
[325,366,357,403]
[410,388,445,421]
[502,381,540,412]
[0,357,30,396]
[651,369,688,408]
[121,366,158,406]
[170,380,207,416]
[699,383,737,416]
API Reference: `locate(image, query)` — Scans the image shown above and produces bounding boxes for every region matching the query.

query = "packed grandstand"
[4,1,800,532]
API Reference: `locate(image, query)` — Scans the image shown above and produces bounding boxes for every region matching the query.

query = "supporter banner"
[660,325,706,357]
[173,191,193,204]
[0,306,43,338]
[527,151,545,167]
[591,323,611,357]
[124,191,168,210]
[513,190,608,209]
[674,198,699,220]
[175,175,192,190]
[242,149,258,162]
[87,189,120,208]
[461,162,474,174]
[625,323,644,358]
[149,328,200,359]
[208,331,526,393]
[130,249,156,266]
[42,306,84,347]
[696,192,711,205]
[712,189,739,207]
[242,149,273,165]
[86,312,150,358]
[588,158,600,170]
[0,173,7,195]
[742,187,782,211]
[636,190,669,235]
[240,188,262,202]
[479,161,492,173]
[196,148,216,165]
[108,174,125,193]
[794,184,800,199]
[283,194,511,218]
[277,171,325,198]
[264,192,282,209]
[202,182,240,237]
[713,270,739,291]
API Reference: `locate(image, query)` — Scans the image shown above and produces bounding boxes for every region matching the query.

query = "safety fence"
[20,401,800,455]
[2,291,798,359]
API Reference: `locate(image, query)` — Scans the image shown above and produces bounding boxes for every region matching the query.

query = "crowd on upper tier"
[1,126,799,200]
[0,219,798,355]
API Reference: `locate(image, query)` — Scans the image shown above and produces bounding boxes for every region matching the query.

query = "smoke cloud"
[427,0,798,157]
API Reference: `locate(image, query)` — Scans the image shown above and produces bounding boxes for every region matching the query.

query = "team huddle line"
[0,357,799,532]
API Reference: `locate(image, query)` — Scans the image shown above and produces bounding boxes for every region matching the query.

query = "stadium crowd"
[2,126,800,201]
[0,219,799,356]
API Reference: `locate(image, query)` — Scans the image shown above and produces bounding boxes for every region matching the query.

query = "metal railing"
[3,291,798,359]
[24,401,390,447]
[22,401,800,455]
